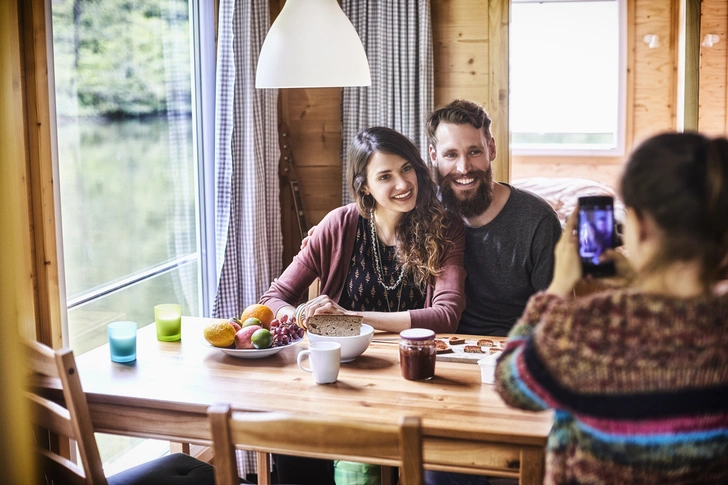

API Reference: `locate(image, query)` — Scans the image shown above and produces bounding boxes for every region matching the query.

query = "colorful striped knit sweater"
[495,290,728,485]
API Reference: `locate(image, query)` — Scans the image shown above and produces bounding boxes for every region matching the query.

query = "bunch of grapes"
[270,314,305,347]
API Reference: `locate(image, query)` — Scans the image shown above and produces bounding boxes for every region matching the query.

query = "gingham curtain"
[213,0,281,327]
[213,0,280,476]
[340,0,434,204]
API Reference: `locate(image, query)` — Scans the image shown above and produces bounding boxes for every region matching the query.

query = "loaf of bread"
[307,314,363,337]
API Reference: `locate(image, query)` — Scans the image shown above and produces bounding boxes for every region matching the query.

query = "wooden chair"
[208,404,424,485]
[23,338,215,485]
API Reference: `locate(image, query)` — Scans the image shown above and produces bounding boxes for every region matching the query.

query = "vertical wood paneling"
[488,0,509,182]
[20,0,63,348]
[632,0,679,145]
[698,0,728,135]
[1,0,39,343]
[431,0,490,106]
[1,0,47,478]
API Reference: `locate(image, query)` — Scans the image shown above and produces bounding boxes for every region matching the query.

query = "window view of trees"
[53,0,191,118]
[51,0,202,466]
[52,0,200,355]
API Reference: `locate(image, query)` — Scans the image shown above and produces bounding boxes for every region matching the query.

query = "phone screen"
[578,196,615,277]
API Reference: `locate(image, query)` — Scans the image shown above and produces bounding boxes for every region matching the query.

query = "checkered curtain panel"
[340,0,434,204]
[213,0,280,476]
[213,0,281,336]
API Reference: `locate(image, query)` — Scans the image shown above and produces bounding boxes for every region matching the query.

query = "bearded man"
[426,99,561,337]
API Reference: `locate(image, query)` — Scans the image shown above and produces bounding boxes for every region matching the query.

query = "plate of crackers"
[434,336,504,363]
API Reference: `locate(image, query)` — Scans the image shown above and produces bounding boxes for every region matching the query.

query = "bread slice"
[464,345,486,354]
[448,336,465,345]
[307,315,363,337]
[477,339,495,348]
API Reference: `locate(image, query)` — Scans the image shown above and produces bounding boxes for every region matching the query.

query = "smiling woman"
[261,126,466,335]
[260,125,467,483]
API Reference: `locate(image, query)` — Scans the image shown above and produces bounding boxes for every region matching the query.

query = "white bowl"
[307,323,374,362]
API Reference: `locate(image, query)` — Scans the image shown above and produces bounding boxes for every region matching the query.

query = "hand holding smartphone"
[577,196,616,277]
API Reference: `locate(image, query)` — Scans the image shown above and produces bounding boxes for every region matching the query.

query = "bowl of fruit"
[203,304,304,359]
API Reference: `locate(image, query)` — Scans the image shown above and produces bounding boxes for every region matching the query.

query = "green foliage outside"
[52,0,191,118]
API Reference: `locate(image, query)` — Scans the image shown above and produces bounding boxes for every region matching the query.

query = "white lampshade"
[256,0,371,89]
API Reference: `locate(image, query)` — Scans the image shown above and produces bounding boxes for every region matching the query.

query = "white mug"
[297,342,341,384]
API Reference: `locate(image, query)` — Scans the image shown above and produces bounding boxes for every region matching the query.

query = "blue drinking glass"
[107,321,137,363]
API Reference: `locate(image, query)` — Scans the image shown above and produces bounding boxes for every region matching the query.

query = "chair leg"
[381,465,394,485]
[169,442,190,454]
[257,452,272,485]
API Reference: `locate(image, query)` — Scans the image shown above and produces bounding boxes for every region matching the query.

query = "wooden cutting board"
[435,338,505,364]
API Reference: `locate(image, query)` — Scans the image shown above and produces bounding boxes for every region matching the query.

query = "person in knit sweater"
[495,132,728,485]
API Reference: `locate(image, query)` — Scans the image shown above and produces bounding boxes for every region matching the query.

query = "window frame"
[509,0,627,157]
[48,0,218,348]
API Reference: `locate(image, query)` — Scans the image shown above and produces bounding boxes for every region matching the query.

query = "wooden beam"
[489,0,510,182]
[20,0,63,348]
[682,0,701,131]
[0,0,45,481]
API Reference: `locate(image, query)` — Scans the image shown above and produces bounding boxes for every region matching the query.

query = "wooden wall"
[513,0,683,188]
[276,0,509,264]
[698,0,728,136]
[275,0,727,262]
[1,0,61,346]
[1,0,49,480]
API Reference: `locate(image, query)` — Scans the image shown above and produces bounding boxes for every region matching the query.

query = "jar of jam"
[399,328,436,381]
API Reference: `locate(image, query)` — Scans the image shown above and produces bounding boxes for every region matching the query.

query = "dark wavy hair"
[621,132,728,289]
[348,127,452,288]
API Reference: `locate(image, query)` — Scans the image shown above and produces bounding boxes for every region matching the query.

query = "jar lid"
[399,328,435,341]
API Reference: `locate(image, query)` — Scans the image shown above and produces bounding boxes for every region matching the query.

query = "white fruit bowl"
[307,323,374,362]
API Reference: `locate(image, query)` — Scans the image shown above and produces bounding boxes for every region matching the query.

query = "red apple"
[235,325,261,349]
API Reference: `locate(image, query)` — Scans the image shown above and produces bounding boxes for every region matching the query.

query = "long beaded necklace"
[369,212,405,312]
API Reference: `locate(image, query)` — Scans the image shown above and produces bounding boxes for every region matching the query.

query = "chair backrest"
[23,338,108,485]
[208,404,423,485]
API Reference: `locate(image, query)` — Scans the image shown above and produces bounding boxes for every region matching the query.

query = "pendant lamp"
[256,0,371,88]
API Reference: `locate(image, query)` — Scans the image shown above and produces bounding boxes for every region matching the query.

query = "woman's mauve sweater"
[260,204,466,332]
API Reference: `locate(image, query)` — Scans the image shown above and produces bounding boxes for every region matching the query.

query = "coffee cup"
[297,342,341,384]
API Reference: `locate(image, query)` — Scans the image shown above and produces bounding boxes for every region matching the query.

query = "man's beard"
[436,166,494,218]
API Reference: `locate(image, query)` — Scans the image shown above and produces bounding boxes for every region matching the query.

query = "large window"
[510,0,625,155]
[50,0,215,467]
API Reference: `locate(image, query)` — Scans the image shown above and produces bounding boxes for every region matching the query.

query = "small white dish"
[477,353,500,384]
[206,338,303,359]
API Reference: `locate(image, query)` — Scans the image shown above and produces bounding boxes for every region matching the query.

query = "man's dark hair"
[426,99,493,149]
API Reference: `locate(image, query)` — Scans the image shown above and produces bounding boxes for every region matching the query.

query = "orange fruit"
[240,304,274,330]
[203,319,236,348]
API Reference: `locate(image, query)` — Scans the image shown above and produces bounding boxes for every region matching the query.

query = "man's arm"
[529,213,562,291]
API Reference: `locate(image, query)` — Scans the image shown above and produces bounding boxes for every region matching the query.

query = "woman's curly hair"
[348,127,453,288]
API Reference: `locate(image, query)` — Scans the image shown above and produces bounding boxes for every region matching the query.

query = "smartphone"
[577,196,616,277]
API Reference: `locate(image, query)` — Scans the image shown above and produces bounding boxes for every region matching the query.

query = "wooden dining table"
[73,317,552,484]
